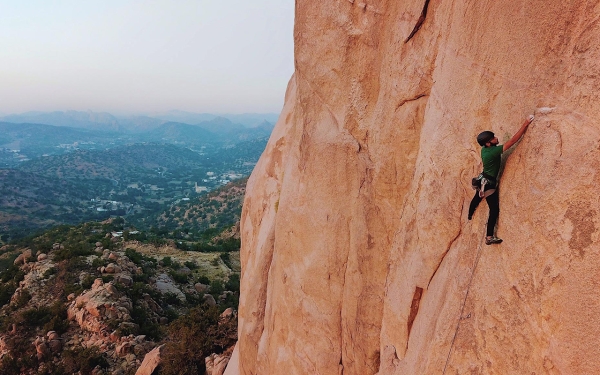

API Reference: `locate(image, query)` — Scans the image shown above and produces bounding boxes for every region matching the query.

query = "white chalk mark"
[536,107,556,115]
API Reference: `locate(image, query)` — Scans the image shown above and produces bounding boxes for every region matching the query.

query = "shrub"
[12,290,31,309]
[53,241,94,261]
[65,257,86,274]
[101,275,114,283]
[159,306,237,375]
[0,338,37,374]
[169,271,188,284]
[91,257,107,268]
[219,292,239,312]
[209,280,224,296]
[225,274,240,293]
[164,307,179,322]
[20,305,52,327]
[163,292,182,306]
[130,306,162,340]
[81,274,96,290]
[43,267,57,279]
[132,272,151,283]
[0,283,17,308]
[215,237,241,252]
[61,347,108,374]
[63,283,83,297]
[219,253,232,269]
[0,265,25,283]
[125,248,157,266]
[42,301,69,334]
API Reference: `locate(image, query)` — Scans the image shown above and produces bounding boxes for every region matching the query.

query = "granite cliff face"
[229,1,600,374]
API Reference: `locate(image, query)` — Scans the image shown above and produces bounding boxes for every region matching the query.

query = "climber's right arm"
[503,115,534,152]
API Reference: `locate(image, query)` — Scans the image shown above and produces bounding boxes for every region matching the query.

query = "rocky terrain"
[227,1,600,374]
[152,178,246,240]
[0,219,239,374]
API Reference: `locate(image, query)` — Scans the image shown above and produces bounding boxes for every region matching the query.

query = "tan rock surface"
[67,279,133,334]
[135,345,163,375]
[229,1,600,374]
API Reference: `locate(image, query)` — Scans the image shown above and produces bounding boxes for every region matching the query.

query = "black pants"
[468,189,499,237]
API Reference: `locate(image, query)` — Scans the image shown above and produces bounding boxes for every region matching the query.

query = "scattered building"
[195,182,208,193]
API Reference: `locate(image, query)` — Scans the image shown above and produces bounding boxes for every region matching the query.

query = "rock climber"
[468,114,535,245]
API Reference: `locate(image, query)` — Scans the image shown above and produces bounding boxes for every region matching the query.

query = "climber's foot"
[485,236,503,245]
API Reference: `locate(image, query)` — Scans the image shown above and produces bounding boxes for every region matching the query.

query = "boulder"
[155,274,185,301]
[206,353,231,375]
[35,341,49,360]
[119,322,139,332]
[14,249,33,265]
[135,345,163,375]
[116,341,133,357]
[220,308,235,320]
[105,284,118,295]
[48,339,62,353]
[104,263,117,273]
[203,294,216,307]
[117,275,133,287]
[37,253,48,261]
[194,283,209,294]
[68,280,132,334]
[110,331,120,342]
[46,331,59,340]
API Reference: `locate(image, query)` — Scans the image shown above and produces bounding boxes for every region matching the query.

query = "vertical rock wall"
[231,1,600,374]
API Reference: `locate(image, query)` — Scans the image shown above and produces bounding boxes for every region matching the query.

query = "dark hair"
[476,131,495,146]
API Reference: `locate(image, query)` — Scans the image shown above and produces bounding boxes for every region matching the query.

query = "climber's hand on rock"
[527,114,535,123]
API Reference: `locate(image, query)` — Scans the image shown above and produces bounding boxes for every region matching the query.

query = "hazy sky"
[0,1,294,115]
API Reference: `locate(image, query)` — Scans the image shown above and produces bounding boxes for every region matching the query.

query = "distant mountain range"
[0,116,274,167]
[0,110,122,132]
[0,110,279,133]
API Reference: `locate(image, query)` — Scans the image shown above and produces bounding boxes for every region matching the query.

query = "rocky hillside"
[229,1,600,375]
[0,220,239,374]
[150,178,246,235]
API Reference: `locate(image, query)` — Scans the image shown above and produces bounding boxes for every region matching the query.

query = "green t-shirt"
[481,145,503,178]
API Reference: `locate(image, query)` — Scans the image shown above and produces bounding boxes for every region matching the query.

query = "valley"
[0,112,264,374]
[0,117,270,242]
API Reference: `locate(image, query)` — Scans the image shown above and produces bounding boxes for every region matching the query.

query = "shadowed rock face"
[230,1,600,374]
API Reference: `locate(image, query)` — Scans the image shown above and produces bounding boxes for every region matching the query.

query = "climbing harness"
[471,173,496,198]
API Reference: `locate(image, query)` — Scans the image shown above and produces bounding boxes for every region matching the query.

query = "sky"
[0,1,295,115]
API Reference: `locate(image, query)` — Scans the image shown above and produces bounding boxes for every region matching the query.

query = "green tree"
[159,306,236,375]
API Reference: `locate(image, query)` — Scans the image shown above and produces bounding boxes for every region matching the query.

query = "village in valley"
[89,170,245,215]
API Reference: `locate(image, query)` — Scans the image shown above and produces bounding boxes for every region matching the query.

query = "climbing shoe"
[485,236,503,245]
